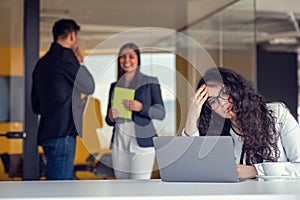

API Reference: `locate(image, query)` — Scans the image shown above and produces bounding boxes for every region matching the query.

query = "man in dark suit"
[31,19,95,180]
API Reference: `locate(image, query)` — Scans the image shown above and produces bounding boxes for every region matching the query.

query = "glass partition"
[37,0,256,181]
[40,0,180,180]
[0,0,256,181]
[182,0,256,87]
[172,0,256,136]
[0,0,24,181]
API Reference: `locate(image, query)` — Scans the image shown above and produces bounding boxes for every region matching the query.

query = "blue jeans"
[41,136,76,180]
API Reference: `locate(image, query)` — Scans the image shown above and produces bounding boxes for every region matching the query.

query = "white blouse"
[182,102,300,177]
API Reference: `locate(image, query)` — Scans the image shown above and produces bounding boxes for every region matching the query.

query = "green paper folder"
[113,87,135,119]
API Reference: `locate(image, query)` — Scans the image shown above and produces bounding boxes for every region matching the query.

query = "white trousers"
[112,121,155,179]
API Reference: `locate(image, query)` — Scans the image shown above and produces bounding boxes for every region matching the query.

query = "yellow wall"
[0,47,23,76]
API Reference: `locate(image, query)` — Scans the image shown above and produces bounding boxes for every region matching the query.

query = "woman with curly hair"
[183,67,300,179]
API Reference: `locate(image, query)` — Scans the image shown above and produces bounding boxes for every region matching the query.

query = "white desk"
[0,179,300,200]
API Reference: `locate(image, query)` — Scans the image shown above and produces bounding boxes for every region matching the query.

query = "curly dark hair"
[197,67,280,164]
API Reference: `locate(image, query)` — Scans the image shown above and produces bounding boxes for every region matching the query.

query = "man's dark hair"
[52,19,80,41]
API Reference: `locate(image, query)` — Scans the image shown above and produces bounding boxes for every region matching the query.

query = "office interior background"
[0,0,299,180]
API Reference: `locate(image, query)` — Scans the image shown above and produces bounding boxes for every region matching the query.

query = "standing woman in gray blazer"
[105,43,165,179]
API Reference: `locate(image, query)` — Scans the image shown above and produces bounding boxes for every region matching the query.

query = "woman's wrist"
[184,122,198,136]
[183,128,198,136]
[183,129,190,136]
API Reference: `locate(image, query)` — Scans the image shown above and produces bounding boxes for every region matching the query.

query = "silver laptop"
[153,136,239,182]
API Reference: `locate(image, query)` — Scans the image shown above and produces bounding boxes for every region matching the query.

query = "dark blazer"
[31,42,95,144]
[105,74,165,147]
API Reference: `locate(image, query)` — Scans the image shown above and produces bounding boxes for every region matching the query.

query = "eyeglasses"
[206,86,230,109]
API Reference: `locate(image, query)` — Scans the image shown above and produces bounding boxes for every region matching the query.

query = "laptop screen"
[153,136,238,182]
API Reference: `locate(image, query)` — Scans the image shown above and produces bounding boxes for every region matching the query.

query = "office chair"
[0,132,46,180]
[0,153,23,179]
[74,97,114,179]
[0,153,46,179]
[74,150,114,179]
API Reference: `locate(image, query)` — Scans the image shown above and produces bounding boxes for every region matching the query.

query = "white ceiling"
[256,0,300,52]
[1,0,300,52]
[39,0,239,51]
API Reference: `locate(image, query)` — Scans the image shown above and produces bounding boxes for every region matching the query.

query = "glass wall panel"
[40,0,179,180]
[182,0,256,86]
[38,0,255,180]
[0,0,24,181]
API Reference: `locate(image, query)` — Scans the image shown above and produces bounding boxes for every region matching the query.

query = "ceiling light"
[269,37,298,45]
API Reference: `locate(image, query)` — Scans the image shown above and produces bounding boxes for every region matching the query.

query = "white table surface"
[0,179,300,200]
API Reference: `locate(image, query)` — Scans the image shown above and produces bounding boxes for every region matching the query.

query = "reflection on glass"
[183,0,256,83]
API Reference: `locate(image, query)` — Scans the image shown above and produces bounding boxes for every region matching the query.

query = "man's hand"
[74,47,83,63]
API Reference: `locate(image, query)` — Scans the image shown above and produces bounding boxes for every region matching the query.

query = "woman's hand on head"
[184,84,208,135]
[190,84,208,113]
[236,164,258,179]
